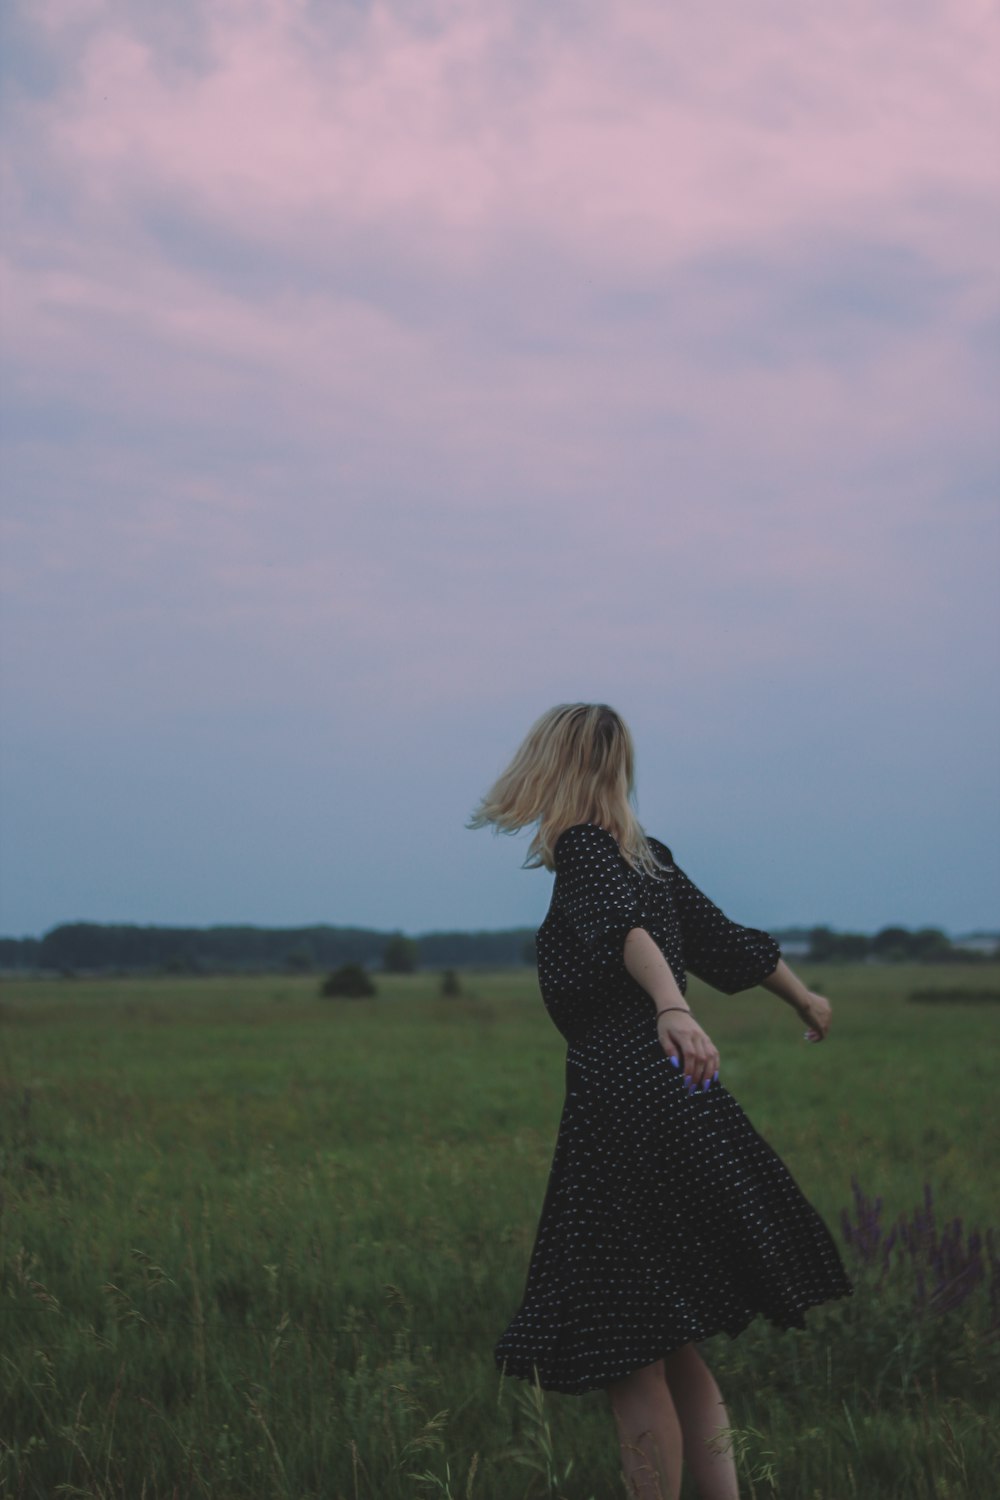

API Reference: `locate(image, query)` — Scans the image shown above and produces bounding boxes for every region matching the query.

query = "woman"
[468,703,853,1500]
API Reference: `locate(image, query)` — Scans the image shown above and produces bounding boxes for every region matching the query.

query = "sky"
[1,0,998,942]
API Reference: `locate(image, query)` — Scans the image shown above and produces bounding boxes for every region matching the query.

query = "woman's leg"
[661,1343,740,1500]
[607,1358,683,1500]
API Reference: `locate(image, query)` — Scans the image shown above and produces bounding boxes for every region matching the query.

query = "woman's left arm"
[623,928,721,1089]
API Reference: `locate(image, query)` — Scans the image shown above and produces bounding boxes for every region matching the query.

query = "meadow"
[1,964,998,1500]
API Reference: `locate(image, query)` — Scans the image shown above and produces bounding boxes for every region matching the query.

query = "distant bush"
[319,964,376,999]
[440,968,461,997]
[382,934,419,974]
[908,987,1000,1004]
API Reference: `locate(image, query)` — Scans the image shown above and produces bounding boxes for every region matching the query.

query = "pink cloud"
[3,0,997,724]
[22,0,994,270]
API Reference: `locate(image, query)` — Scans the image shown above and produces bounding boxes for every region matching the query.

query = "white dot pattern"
[494,823,854,1395]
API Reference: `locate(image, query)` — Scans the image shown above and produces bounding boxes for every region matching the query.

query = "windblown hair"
[467,703,668,878]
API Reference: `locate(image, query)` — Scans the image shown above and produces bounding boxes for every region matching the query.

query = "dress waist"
[542,984,654,1045]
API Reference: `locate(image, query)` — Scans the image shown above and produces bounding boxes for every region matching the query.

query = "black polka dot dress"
[494,823,854,1395]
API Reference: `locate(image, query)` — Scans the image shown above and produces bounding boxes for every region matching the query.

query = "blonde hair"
[467,703,668,878]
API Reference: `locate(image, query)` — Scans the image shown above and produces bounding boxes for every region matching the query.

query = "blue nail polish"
[712,1070,719,1083]
[669,1055,680,1068]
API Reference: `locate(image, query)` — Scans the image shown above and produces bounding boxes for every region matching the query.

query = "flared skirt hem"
[494,1280,854,1396]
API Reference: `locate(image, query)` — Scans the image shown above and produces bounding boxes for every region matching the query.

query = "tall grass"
[1,965,997,1497]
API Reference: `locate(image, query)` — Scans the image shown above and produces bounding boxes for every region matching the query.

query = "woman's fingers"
[664,1028,718,1091]
[797,991,832,1042]
[656,1016,723,1091]
[691,1045,718,1091]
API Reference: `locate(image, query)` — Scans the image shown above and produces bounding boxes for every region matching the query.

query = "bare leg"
[607,1358,683,1500]
[661,1343,740,1500]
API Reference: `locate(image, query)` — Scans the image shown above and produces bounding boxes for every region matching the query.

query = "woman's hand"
[656,1010,720,1092]
[794,990,832,1043]
[761,961,835,1044]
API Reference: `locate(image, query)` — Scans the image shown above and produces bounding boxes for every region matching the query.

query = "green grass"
[1,965,998,1498]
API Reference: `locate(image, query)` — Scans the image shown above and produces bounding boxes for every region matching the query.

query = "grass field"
[1,964,998,1499]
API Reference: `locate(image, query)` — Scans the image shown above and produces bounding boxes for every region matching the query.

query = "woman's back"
[537,822,781,1043]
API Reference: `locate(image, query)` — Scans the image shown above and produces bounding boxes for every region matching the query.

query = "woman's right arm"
[666,855,833,1043]
[760,958,833,1041]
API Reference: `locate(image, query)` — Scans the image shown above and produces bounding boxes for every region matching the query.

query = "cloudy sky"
[2,0,998,942]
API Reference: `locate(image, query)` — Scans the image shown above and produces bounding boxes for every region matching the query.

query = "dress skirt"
[494,1006,855,1395]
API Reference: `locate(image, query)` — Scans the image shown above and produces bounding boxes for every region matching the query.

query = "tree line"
[805,925,994,963]
[0,920,994,976]
[0,922,538,975]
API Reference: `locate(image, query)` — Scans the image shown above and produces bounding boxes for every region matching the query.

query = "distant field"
[2,965,998,1499]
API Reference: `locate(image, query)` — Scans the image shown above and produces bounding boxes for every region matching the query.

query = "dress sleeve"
[554,824,644,954]
[670,857,782,994]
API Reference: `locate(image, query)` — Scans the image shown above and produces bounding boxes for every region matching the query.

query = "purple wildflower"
[839,1179,998,1331]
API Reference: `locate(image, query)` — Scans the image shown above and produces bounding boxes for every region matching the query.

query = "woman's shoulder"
[553,822,618,859]
[554,823,674,873]
[645,833,675,866]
